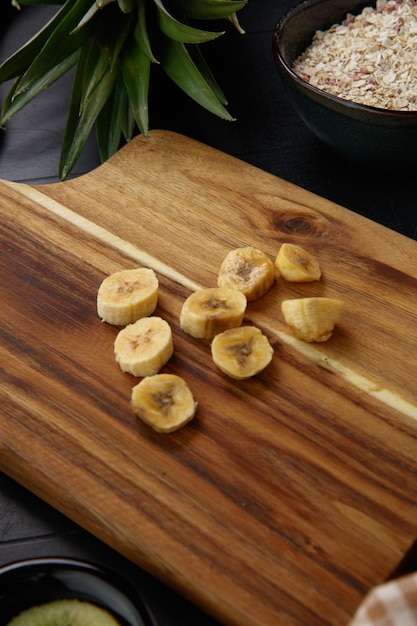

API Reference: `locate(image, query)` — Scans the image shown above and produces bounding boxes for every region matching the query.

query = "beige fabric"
[349,573,417,626]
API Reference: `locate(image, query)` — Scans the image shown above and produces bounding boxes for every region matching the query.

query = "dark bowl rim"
[272,0,417,119]
[0,556,121,578]
[0,556,159,626]
[0,557,156,626]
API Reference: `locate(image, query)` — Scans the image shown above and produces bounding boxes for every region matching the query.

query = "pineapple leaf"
[0,0,77,82]
[96,76,128,160]
[75,0,116,30]
[157,34,234,120]
[80,38,108,112]
[13,0,95,98]
[1,0,247,178]
[152,0,224,44]
[227,12,245,33]
[121,36,151,136]
[134,0,158,63]
[179,0,247,21]
[117,0,136,12]
[122,101,136,142]
[80,8,132,111]
[59,44,119,179]
[188,43,227,105]
[1,50,79,125]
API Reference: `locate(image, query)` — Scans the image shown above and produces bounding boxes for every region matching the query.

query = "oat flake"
[292,0,417,110]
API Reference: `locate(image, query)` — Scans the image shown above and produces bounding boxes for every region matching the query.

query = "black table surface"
[1,2,417,625]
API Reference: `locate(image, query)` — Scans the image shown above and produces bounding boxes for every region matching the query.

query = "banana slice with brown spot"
[131,373,197,433]
[281,297,343,342]
[114,316,173,377]
[97,268,158,326]
[275,243,321,282]
[211,325,273,379]
[217,246,275,301]
[180,287,247,339]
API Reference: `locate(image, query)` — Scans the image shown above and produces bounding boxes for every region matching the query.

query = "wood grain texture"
[1,130,417,626]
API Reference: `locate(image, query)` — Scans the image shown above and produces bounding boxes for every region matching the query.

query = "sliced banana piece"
[114,316,173,377]
[97,268,158,326]
[131,373,197,433]
[211,325,273,379]
[180,287,247,339]
[281,297,343,342]
[217,246,275,301]
[275,243,321,282]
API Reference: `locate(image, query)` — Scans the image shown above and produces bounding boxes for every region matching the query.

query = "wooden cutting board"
[1,130,417,626]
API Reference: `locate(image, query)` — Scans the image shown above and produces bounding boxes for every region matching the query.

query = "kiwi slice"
[6,598,122,626]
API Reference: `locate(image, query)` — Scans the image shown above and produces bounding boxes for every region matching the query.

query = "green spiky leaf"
[179,0,247,21]
[59,46,119,179]
[121,36,151,136]
[118,0,136,12]
[158,34,234,120]
[0,0,77,82]
[134,0,158,62]
[153,0,224,43]
[96,77,129,160]
[1,51,79,124]
[13,0,94,98]
[1,0,247,178]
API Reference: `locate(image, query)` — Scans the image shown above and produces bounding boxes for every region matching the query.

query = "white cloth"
[349,573,417,626]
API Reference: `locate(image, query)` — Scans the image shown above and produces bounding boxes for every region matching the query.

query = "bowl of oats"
[272,0,417,168]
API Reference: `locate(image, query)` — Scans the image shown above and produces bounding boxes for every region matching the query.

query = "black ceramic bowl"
[0,558,156,626]
[272,0,417,169]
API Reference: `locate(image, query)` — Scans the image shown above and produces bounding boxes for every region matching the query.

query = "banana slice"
[211,325,273,379]
[217,246,275,301]
[114,316,173,377]
[131,373,197,433]
[180,287,247,339]
[275,243,321,282]
[97,268,158,326]
[281,297,343,342]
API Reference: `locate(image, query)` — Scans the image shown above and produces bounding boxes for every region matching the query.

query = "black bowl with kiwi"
[0,558,156,626]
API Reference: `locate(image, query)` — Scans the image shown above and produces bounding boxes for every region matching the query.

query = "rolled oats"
[292,0,417,110]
